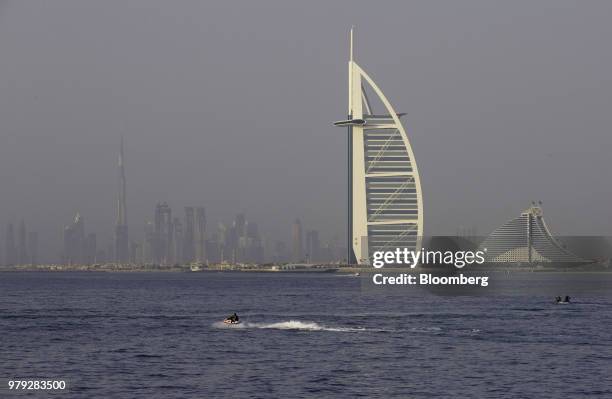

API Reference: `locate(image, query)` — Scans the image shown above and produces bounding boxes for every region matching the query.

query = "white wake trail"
[213,320,367,332]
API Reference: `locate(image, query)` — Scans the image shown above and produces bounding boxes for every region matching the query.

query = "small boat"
[223,319,241,325]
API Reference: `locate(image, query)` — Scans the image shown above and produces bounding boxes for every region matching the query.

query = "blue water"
[1,272,611,398]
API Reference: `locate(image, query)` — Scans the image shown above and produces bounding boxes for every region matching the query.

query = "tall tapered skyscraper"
[115,136,129,263]
[334,28,423,265]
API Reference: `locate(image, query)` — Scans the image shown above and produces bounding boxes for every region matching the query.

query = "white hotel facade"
[335,29,423,265]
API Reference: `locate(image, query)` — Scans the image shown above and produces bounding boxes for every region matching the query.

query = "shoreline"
[1,266,611,274]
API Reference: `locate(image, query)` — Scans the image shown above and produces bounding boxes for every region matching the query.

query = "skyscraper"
[115,136,129,263]
[143,220,156,264]
[305,230,320,263]
[27,232,38,265]
[17,220,27,265]
[183,207,195,263]
[130,241,140,264]
[194,207,206,263]
[244,222,264,263]
[173,217,183,263]
[154,202,173,265]
[334,29,423,265]
[218,223,228,262]
[5,223,16,266]
[234,213,246,238]
[63,213,86,265]
[291,218,303,262]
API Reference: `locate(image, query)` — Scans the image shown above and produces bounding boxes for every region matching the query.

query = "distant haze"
[1,0,611,261]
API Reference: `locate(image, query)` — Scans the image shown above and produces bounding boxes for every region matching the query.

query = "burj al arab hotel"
[334,29,423,265]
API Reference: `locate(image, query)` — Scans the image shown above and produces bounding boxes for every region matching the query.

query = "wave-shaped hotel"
[334,29,423,265]
[479,204,585,265]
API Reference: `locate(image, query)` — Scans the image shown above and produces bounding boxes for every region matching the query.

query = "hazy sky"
[1,1,611,260]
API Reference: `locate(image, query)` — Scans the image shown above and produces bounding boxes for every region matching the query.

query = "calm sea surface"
[1,272,611,398]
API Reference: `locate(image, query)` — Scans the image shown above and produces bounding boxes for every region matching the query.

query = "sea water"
[1,272,611,398]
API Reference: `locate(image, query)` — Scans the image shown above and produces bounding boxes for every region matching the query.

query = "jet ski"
[223,313,240,324]
[555,296,571,304]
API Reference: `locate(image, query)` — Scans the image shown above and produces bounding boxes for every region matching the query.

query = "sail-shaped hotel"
[335,29,423,265]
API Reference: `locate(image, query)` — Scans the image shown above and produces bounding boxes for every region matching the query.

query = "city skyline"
[0,136,338,265]
[1,214,336,266]
[1,134,342,265]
